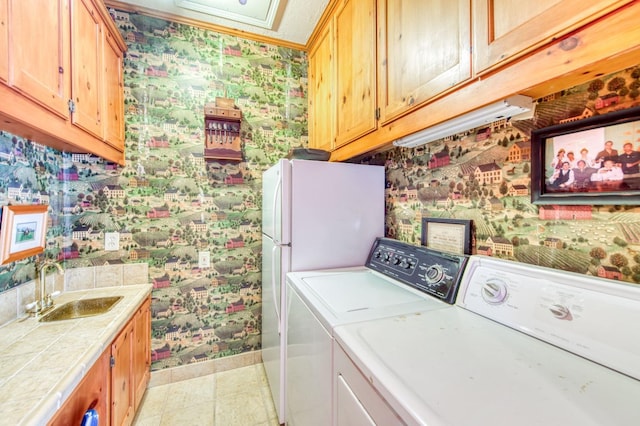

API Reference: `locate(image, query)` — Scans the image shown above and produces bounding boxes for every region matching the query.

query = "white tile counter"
[0,284,152,425]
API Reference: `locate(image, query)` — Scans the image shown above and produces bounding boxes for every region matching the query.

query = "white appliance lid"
[287,268,448,331]
[334,308,640,426]
[304,270,427,312]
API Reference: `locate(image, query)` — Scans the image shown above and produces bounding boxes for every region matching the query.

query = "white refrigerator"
[261,159,384,424]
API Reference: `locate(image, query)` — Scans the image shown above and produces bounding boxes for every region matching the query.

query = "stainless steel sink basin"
[39,296,123,322]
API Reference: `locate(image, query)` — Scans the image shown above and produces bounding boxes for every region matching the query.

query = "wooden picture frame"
[531,106,640,205]
[0,204,49,265]
[421,218,473,255]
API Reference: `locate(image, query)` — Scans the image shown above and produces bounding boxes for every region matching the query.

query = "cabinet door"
[377,0,471,125]
[133,298,151,412]
[111,322,133,426]
[48,350,110,426]
[7,0,70,118]
[71,0,103,139]
[0,0,7,83]
[336,375,376,426]
[473,0,632,73]
[334,0,377,147]
[334,344,405,425]
[308,24,334,152]
[103,28,125,150]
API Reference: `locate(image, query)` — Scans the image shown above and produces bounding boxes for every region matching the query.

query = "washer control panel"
[458,255,640,381]
[366,237,468,304]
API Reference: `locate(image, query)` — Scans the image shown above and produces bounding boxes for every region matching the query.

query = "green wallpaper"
[376,67,640,283]
[1,9,639,374]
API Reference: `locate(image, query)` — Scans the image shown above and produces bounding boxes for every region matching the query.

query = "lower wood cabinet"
[111,320,134,426]
[133,298,151,412]
[48,349,111,426]
[47,296,151,426]
[112,297,151,426]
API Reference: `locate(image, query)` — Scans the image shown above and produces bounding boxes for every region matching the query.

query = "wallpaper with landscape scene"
[379,67,640,284]
[0,9,639,373]
[0,10,307,370]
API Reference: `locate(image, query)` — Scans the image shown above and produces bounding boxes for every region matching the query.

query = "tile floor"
[133,364,280,426]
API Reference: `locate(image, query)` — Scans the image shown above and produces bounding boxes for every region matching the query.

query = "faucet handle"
[44,291,60,308]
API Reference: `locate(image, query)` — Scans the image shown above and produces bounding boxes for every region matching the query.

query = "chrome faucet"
[31,259,64,317]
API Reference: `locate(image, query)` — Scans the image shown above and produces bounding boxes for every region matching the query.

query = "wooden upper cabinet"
[334,0,377,147]
[7,0,70,118]
[377,0,471,125]
[104,28,125,150]
[71,0,103,139]
[308,24,334,152]
[0,0,8,83]
[0,0,126,164]
[473,0,633,74]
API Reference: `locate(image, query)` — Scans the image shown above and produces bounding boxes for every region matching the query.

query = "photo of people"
[541,117,640,195]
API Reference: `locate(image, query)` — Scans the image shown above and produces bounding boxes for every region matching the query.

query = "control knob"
[481,279,508,304]
[423,264,445,285]
[549,304,573,320]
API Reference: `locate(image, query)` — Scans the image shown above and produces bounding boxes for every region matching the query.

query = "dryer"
[285,238,467,426]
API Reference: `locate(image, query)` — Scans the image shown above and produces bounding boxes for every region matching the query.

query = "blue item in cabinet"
[81,408,99,426]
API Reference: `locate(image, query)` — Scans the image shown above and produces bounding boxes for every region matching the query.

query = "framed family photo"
[0,204,49,264]
[531,106,640,205]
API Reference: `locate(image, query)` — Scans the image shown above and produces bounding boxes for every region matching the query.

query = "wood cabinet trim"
[1,0,126,165]
[6,0,71,119]
[333,0,377,147]
[473,0,634,74]
[330,1,640,161]
[376,0,472,125]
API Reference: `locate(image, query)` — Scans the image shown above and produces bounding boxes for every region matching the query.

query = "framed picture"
[531,106,640,205]
[421,218,473,255]
[0,204,49,265]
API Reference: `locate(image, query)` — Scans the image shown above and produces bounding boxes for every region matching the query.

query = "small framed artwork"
[421,218,473,255]
[0,204,49,265]
[531,106,640,205]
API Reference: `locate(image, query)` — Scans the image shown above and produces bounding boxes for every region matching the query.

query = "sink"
[39,296,123,322]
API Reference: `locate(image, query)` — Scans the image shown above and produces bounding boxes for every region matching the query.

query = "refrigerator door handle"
[271,177,283,245]
[271,244,281,334]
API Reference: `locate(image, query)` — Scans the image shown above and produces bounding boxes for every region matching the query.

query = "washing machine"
[333,255,640,425]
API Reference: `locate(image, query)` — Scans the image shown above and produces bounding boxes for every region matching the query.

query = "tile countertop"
[0,284,152,426]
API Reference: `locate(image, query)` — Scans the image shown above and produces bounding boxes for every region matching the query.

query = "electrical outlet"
[199,251,210,268]
[105,232,120,251]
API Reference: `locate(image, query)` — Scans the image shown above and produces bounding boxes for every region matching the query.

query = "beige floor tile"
[134,363,279,426]
[133,415,162,426]
[160,401,214,426]
[135,384,171,420]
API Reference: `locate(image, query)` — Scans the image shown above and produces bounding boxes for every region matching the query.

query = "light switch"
[105,232,120,251]
[199,251,210,268]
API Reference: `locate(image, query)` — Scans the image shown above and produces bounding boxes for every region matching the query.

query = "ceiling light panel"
[175,0,282,29]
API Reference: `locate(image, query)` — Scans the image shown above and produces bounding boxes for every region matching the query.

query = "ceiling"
[107,0,330,48]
